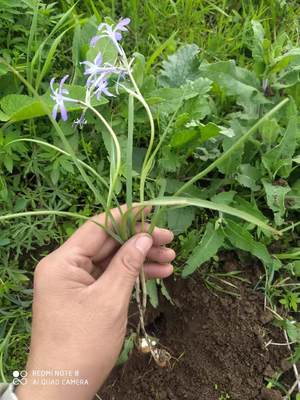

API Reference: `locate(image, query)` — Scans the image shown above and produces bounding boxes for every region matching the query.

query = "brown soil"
[100,261,291,400]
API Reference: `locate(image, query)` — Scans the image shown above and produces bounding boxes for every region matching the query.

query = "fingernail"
[135,234,153,255]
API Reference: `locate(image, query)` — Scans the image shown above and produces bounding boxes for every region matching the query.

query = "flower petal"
[59,75,69,92]
[116,18,130,31]
[94,52,103,66]
[90,35,100,47]
[60,104,68,121]
[103,87,115,97]
[97,22,109,31]
[50,77,56,94]
[80,61,93,67]
[106,25,113,34]
[114,32,122,41]
[52,104,58,120]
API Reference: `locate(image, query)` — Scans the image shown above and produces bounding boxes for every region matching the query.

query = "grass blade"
[140,196,280,235]
[35,26,74,90]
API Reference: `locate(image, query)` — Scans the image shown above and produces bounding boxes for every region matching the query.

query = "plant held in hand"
[0,16,287,368]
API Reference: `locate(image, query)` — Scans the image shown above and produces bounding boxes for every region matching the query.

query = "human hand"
[16,205,175,400]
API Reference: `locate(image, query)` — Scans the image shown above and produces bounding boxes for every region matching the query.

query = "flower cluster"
[50,18,131,124]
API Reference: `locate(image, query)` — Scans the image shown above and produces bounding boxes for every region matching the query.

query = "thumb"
[97,233,153,299]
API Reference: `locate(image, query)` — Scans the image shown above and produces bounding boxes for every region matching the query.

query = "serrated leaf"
[271,48,300,74]
[150,77,212,116]
[180,77,212,99]
[199,60,268,111]
[224,219,272,265]
[211,191,236,205]
[159,148,181,172]
[236,164,261,190]
[158,44,200,87]
[262,116,298,177]
[262,179,291,226]
[233,196,269,227]
[251,20,265,64]
[149,87,183,114]
[217,119,245,175]
[170,128,198,148]
[3,155,13,173]
[167,206,195,234]
[182,222,224,277]
[1,94,34,116]
[261,118,281,145]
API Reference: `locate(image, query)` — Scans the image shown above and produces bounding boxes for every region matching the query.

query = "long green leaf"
[145,31,177,72]
[139,196,280,235]
[31,3,77,81]
[27,0,39,84]
[35,26,73,90]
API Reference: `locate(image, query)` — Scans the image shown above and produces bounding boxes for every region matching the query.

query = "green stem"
[126,94,134,237]
[175,98,289,196]
[280,220,300,233]
[149,178,167,234]
[274,250,300,260]
[142,107,179,182]
[122,57,155,205]
[80,102,121,215]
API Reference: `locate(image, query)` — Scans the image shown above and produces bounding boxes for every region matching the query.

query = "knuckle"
[121,251,142,277]
[33,256,57,287]
[34,258,48,279]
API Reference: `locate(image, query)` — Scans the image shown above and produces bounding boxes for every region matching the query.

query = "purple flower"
[81,52,122,87]
[50,75,77,121]
[90,18,130,54]
[94,77,115,100]
[73,112,87,129]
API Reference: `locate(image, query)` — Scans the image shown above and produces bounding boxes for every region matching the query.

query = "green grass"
[0,0,300,396]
